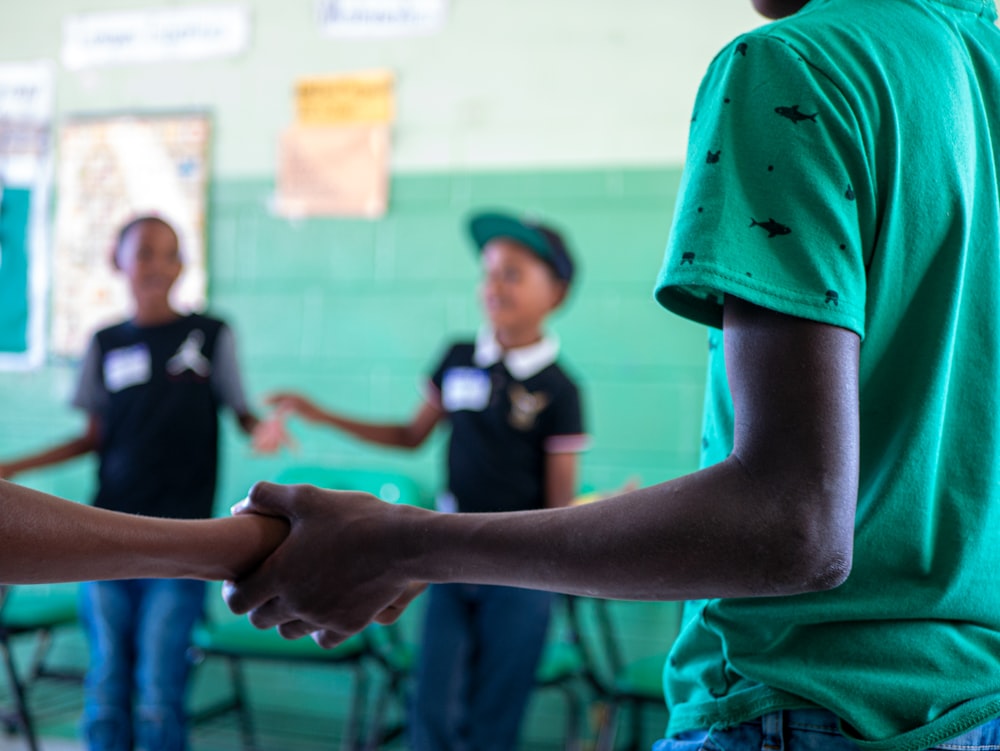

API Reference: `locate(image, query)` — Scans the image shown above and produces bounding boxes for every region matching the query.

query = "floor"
[2,603,672,751]
[1,644,619,751]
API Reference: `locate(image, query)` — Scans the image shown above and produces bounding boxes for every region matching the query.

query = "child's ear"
[110,243,123,271]
[550,280,569,310]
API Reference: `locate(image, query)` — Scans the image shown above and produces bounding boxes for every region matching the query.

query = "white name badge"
[441,367,490,412]
[103,344,152,393]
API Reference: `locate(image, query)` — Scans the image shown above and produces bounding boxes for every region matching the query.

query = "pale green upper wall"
[1,0,764,176]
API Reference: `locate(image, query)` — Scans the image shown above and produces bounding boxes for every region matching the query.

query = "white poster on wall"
[316,0,448,38]
[62,5,251,69]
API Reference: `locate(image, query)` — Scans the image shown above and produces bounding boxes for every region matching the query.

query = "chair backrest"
[273,465,431,508]
[569,596,685,694]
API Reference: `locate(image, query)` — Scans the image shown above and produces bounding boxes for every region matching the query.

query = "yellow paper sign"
[295,70,394,125]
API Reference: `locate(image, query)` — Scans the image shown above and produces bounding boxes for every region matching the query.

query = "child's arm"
[545,452,579,508]
[0,416,101,480]
[0,481,288,585]
[267,392,443,449]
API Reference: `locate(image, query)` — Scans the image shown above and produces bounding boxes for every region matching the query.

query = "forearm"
[2,435,96,477]
[318,411,423,449]
[398,456,855,601]
[0,482,287,584]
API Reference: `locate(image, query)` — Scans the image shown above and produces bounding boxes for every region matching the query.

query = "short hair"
[112,215,180,268]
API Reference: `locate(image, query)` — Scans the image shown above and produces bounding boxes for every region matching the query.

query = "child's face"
[116,221,183,304]
[751,0,809,18]
[479,238,566,335]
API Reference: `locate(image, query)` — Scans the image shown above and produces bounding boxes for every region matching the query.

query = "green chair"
[190,465,431,751]
[0,583,81,751]
[575,598,682,751]
[189,604,377,751]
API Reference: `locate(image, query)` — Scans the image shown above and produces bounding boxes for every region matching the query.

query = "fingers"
[232,481,299,519]
[374,582,428,625]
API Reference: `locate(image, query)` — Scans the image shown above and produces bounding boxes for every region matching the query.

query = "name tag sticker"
[441,367,490,412]
[104,344,151,393]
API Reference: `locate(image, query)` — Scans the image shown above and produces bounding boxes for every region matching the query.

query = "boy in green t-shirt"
[226,0,1000,745]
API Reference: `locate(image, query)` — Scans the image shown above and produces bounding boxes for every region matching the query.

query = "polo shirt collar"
[473,328,560,380]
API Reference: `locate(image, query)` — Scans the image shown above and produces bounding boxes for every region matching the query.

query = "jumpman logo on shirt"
[166,330,211,377]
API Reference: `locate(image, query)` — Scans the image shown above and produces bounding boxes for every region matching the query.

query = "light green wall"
[0,0,764,174]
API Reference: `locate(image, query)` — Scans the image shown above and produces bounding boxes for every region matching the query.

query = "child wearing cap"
[266,210,588,751]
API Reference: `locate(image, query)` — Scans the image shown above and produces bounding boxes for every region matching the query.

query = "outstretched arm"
[0,481,288,585]
[0,416,101,480]
[226,297,860,645]
[266,393,443,449]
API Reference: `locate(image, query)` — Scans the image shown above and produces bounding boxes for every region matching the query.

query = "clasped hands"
[223,481,428,647]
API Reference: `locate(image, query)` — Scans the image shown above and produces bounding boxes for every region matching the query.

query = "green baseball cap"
[468,211,575,284]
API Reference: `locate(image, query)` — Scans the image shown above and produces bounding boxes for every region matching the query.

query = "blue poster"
[0,186,30,354]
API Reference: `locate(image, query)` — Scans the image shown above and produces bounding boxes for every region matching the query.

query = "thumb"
[231,481,296,519]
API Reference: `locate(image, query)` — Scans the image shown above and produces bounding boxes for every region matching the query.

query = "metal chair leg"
[0,637,40,751]
[339,663,368,751]
[594,700,620,751]
[227,657,257,751]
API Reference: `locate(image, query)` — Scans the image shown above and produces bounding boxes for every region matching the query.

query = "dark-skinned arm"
[545,452,579,509]
[0,415,101,480]
[0,481,288,584]
[266,392,443,449]
[226,296,860,644]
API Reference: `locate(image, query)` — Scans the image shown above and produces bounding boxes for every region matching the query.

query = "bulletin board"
[51,113,210,358]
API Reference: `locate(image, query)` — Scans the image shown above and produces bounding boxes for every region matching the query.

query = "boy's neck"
[132,301,181,327]
[494,325,544,351]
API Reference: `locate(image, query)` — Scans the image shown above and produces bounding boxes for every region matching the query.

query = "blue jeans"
[79,579,205,751]
[409,583,553,751]
[652,708,1000,751]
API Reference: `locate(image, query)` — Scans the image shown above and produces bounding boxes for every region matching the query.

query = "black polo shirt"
[72,314,249,520]
[428,333,588,514]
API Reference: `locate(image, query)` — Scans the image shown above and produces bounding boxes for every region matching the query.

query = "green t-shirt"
[654,0,1000,749]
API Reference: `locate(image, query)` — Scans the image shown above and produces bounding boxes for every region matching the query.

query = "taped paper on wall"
[274,124,389,218]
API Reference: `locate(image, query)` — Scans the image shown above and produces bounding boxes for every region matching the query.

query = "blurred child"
[0,215,281,751]
[267,211,589,751]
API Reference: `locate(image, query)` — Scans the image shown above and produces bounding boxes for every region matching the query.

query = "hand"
[251,408,296,454]
[266,393,326,424]
[223,481,427,647]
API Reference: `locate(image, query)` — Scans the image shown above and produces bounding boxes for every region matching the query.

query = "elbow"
[767,509,855,595]
[753,480,856,596]
[794,543,853,593]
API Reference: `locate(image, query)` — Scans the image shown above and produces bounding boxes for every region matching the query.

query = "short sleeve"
[654,33,871,338]
[210,324,250,415]
[71,336,109,414]
[542,377,589,454]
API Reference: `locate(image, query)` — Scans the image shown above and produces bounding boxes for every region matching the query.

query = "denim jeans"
[652,708,1000,751]
[409,583,553,751]
[79,579,206,751]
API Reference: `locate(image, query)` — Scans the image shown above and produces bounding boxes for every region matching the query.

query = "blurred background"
[0,2,769,749]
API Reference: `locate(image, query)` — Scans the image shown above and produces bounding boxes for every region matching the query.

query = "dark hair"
[112,215,179,268]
